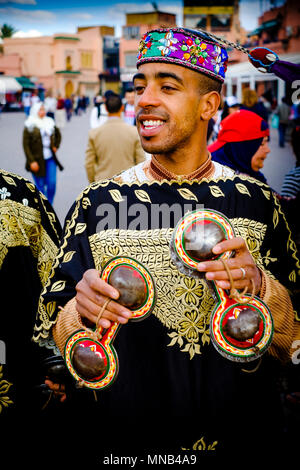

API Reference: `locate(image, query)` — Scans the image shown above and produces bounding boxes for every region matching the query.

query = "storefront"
[224,52,300,103]
[0,75,22,110]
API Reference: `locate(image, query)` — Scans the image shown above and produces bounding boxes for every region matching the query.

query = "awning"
[15,76,36,89]
[248,27,262,37]
[248,18,280,36]
[0,76,22,93]
[261,19,280,30]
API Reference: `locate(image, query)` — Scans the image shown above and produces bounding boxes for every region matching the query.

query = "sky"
[0,0,285,38]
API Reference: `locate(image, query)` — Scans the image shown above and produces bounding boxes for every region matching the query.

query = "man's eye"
[134,85,144,93]
[162,85,175,91]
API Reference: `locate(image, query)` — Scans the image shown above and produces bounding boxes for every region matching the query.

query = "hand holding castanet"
[65,257,156,389]
[171,209,273,362]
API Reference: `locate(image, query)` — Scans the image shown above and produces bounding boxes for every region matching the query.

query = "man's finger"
[86,273,119,300]
[215,279,250,291]
[212,237,246,255]
[205,268,249,282]
[197,256,246,273]
[76,292,132,322]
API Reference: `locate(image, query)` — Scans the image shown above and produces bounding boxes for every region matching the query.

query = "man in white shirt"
[123,87,136,126]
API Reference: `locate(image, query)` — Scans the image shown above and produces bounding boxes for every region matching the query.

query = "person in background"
[22,92,31,116]
[220,95,240,121]
[276,97,291,148]
[31,90,40,107]
[241,87,268,122]
[89,90,114,129]
[123,87,136,126]
[44,90,57,120]
[64,96,73,122]
[208,109,270,183]
[55,93,66,129]
[23,102,63,204]
[280,124,300,249]
[85,93,145,182]
[74,95,80,116]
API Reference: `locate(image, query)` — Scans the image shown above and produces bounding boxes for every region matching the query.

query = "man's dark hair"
[125,87,134,93]
[198,74,222,95]
[105,94,123,113]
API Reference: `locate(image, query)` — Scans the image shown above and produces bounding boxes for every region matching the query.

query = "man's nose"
[136,84,160,108]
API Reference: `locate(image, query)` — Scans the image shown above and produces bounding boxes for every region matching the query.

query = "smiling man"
[35,28,300,458]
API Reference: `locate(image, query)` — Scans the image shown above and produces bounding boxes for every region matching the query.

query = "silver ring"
[240,267,246,279]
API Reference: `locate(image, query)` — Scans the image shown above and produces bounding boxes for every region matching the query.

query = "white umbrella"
[0,76,22,94]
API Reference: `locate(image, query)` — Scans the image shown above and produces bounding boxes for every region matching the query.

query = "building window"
[123,26,140,40]
[50,55,54,68]
[81,52,93,69]
[185,15,207,29]
[211,14,231,31]
[125,52,137,68]
[66,55,73,71]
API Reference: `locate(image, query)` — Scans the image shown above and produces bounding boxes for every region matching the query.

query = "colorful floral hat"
[136,27,228,83]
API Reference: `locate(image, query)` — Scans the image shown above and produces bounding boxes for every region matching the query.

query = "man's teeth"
[143,120,164,128]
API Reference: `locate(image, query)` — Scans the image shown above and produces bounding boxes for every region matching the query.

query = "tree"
[0,24,18,39]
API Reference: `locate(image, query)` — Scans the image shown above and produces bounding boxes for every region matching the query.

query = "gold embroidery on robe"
[0,200,58,283]
[0,365,13,414]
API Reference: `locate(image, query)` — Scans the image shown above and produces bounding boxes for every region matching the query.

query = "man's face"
[134,63,204,155]
[125,91,135,105]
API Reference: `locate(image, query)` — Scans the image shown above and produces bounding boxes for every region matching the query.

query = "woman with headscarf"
[23,102,63,204]
[208,109,270,183]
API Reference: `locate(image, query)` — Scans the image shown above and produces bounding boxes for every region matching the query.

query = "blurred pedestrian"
[123,87,136,126]
[241,87,268,122]
[89,90,114,129]
[64,96,73,121]
[276,97,291,148]
[280,124,300,252]
[85,93,145,182]
[79,95,87,114]
[23,102,63,204]
[208,109,270,183]
[31,90,40,107]
[220,95,240,121]
[74,95,80,115]
[44,90,57,120]
[22,92,31,116]
[281,125,300,199]
[55,94,66,129]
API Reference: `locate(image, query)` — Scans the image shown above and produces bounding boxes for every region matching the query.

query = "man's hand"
[76,269,132,329]
[44,379,66,403]
[197,237,262,295]
[30,161,39,173]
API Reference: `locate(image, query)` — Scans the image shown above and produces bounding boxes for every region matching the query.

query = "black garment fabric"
[35,173,300,459]
[0,169,62,422]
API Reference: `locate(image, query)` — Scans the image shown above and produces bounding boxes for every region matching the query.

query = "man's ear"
[200,91,221,121]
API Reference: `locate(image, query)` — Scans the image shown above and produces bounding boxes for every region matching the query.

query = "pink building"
[0,26,114,99]
[119,11,176,89]
[247,0,300,55]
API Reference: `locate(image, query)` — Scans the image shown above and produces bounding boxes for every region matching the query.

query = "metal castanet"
[64,256,156,389]
[171,209,273,363]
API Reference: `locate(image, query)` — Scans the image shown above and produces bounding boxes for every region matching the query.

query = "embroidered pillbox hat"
[136,27,229,83]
